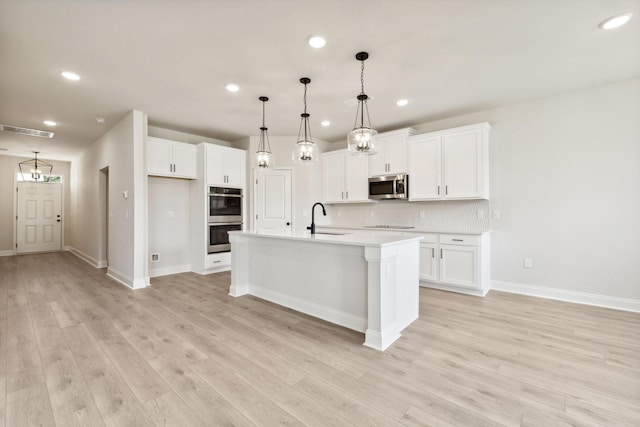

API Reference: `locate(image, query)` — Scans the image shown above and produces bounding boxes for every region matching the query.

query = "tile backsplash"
[326,199,491,233]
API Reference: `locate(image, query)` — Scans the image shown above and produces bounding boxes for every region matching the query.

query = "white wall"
[148,176,191,277]
[235,136,331,233]
[0,154,71,254]
[69,110,148,288]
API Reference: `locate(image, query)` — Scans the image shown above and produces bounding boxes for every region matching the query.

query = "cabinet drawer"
[205,252,231,269]
[439,234,480,246]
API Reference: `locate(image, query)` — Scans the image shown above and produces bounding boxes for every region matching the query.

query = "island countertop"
[228,229,424,248]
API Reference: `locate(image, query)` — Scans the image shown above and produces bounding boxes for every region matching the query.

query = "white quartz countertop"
[317,225,492,235]
[229,229,423,248]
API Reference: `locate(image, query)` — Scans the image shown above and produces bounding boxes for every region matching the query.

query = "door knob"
[286,222,290,226]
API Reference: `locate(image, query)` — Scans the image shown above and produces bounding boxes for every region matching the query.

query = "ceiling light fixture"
[43,120,57,126]
[225,83,240,92]
[61,71,80,81]
[321,120,331,127]
[600,12,633,29]
[396,99,409,107]
[308,35,326,48]
[256,96,273,168]
[96,117,106,124]
[292,77,319,164]
[19,151,53,181]
[347,52,378,156]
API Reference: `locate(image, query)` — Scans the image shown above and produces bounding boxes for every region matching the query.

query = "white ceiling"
[1,0,639,160]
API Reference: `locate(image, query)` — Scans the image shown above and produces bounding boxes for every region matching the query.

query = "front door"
[255,169,292,232]
[16,182,62,253]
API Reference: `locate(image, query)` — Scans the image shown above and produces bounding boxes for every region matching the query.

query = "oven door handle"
[208,193,243,197]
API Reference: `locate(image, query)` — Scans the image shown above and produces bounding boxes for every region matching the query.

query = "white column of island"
[228,230,423,351]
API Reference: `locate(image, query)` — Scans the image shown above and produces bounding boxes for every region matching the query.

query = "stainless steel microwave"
[368,174,408,200]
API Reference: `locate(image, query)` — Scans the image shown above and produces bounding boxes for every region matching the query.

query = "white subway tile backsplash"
[327,200,490,233]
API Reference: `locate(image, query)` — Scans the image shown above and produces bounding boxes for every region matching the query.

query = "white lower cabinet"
[418,233,490,296]
[205,252,231,269]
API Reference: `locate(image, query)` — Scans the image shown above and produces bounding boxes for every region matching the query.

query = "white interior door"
[255,169,292,232]
[16,182,62,253]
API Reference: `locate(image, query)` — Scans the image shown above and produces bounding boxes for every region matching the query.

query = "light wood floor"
[1,252,639,426]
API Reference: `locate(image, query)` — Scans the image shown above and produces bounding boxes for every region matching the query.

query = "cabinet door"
[147,138,172,176]
[439,244,478,288]
[206,145,226,185]
[322,152,346,203]
[419,242,438,282]
[368,139,388,176]
[384,134,407,174]
[442,129,483,199]
[345,154,369,202]
[224,148,246,187]
[408,135,442,200]
[171,142,197,179]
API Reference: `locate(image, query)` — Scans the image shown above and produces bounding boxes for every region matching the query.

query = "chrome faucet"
[307,202,326,234]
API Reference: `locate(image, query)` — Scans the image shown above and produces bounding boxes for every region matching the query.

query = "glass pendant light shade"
[255,96,274,168]
[348,52,378,156]
[292,78,319,164]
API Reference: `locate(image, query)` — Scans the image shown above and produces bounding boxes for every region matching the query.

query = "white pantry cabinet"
[322,149,370,203]
[147,136,197,179]
[409,123,490,200]
[369,128,416,176]
[416,232,490,296]
[206,144,246,187]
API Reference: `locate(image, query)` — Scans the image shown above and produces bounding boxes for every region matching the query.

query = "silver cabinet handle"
[341,191,344,199]
[431,248,434,258]
[437,185,440,195]
[452,239,463,242]
[213,260,222,264]
[440,249,443,259]
[445,185,448,195]
[346,191,349,199]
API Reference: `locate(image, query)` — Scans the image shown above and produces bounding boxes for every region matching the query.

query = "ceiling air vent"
[0,124,55,138]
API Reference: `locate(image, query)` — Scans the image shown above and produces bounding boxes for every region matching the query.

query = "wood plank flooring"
[1,251,639,426]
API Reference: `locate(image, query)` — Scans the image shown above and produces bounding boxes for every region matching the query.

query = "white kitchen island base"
[228,230,422,351]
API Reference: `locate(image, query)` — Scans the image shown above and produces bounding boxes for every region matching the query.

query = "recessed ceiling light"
[61,71,80,81]
[308,35,326,48]
[321,120,331,127]
[43,120,57,126]
[396,99,409,107]
[96,117,106,124]
[599,12,633,30]
[225,83,240,92]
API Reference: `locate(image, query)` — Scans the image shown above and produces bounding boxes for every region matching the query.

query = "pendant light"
[255,96,273,168]
[292,77,319,163]
[18,151,53,181]
[347,51,378,156]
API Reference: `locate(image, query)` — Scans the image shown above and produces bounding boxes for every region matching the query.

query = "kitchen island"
[228,230,423,351]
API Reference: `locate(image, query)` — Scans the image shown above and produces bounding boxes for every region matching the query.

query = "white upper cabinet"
[147,136,197,179]
[206,144,246,188]
[322,149,370,203]
[369,128,416,176]
[408,123,490,200]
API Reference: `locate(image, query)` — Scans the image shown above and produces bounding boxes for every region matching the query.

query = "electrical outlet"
[302,210,308,218]
[419,211,426,219]
[370,210,375,218]
[151,253,160,262]
[523,258,532,268]
[492,210,501,220]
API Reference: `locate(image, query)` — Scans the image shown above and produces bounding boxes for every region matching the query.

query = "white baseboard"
[420,281,489,297]
[491,280,640,313]
[149,264,191,278]
[0,250,15,257]
[67,246,101,267]
[250,285,367,333]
